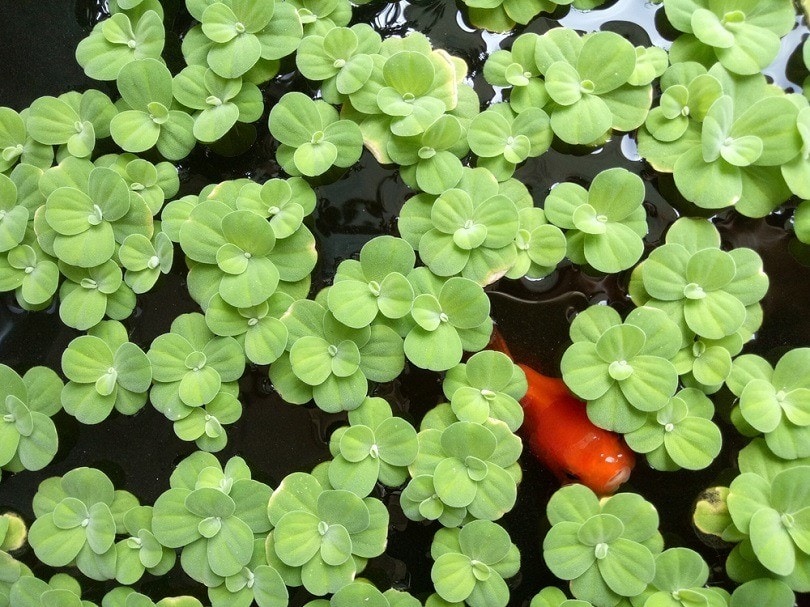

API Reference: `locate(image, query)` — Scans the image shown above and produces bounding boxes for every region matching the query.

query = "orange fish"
[518,363,635,495]
[487,327,634,495]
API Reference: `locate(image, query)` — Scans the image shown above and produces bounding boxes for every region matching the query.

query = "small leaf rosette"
[103,588,205,607]
[544,167,648,274]
[184,0,302,80]
[672,93,800,215]
[75,10,165,81]
[326,396,418,497]
[399,168,520,285]
[41,165,153,269]
[326,235,416,330]
[173,65,264,143]
[344,32,468,162]
[147,313,245,450]
[442,350,527,432]
[178,196,317,310]
[692,439,810,592]
[542,484,663,606]
[0,107,54,172]
[402,407,522,527]
[671,314,759,394]
[561,304,681,433]
[28,468,138,581]
[664,0,795,75]
[387,114,466,195]
[468,103,552,182]
[726,348,810,459]
[26,90,117,159]
[270,298,405,412]
[402,268,493,371]
[430,520,520,607]
[96,152,180,217]
[487,28,653,145]
[483,34,547,114]
[205,291,294,366]
[624,387,722,472]
[504,206,566,280]
[0,365,62,474]
[208,537,288,607]
[113,505,175,585]
[235,176,316,239]
[60,320,152,425]
[269,92,363,177]
[295,24,382,105]
[265,472,389,595]
[643,547,728,607]
[57,260,137,331]
[638,63,801,216]
[110,59,196,161]
[152,453,273,587]
[629,217,768,342]
[727,465,810,583]
[301,580,421,607]
[638,63,723,165]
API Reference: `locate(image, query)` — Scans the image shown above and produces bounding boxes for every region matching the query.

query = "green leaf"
[550,95,612,145]
[577,31,636,93]
[546,60,584,107]
[749,507,796,575]
[432,553,475,603]
[664,416,722,470]
[274,509,322,567]
[29,515,86,566]
[597,537,655,596]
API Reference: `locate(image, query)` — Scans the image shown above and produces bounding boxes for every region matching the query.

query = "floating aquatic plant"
[28,468,137,580]
[0,365,62,474]
[152,453,273,586]
[266,472,389,595]
[326,396,418,497]
[543,484,663,606]
[628,217,768,342]
[624,387,723,471]
[269,92,363,177]
[442,350,527,431]
[561,305,682,433]
[430,520,520,607]
[75,10,165,81]
[61,320,152,424]
[725,348,810,459]
[544,167,648,274]
[664,0,795,75]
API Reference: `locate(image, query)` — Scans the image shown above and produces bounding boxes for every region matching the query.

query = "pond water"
[0,0,808,604]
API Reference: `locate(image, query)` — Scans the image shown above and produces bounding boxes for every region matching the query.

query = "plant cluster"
[692,440,809,593]
[147,313,245,451]
[542,484,664,606]
[2,0,810,606]
[0,365,62,475]
[483,28,657,146]
[637,62,804,216]
[399,167,566,285]
[459,0,607,33]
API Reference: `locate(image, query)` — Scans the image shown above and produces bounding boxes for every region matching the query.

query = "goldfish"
[487,327,634,495]
[518,363,635,495]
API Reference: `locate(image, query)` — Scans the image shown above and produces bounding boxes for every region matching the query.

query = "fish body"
[518,363,635,495]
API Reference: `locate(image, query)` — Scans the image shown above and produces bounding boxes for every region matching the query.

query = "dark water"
[0,0,808,604]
